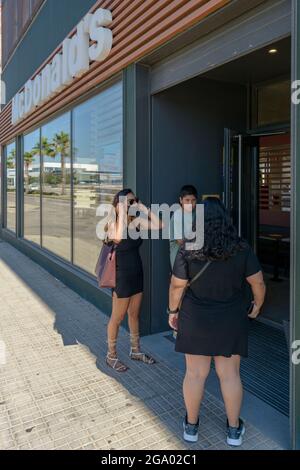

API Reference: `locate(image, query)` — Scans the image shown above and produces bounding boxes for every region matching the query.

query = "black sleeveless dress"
[113,236,143,298]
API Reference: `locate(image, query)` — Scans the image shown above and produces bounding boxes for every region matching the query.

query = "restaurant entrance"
[150,36,291,436]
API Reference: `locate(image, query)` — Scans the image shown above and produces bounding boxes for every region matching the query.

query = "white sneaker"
[226,418,245,447]
[183,415,199,443]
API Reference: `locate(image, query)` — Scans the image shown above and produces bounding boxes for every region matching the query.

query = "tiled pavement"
[0,242,282,450]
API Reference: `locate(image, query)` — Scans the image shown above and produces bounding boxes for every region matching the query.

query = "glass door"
[223,129,259,251]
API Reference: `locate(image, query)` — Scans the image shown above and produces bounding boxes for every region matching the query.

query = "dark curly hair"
[187,197,248,261]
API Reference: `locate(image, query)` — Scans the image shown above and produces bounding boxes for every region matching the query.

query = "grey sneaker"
[226,418,245,447]
[183,415,199,443]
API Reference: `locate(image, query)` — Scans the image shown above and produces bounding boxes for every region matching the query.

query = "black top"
[173,245,261,305]
[115,236,143,253]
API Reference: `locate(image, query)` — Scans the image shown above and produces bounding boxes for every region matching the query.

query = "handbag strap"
[177,260,212,311]
[188,260,212,286]
[103,236,116,250]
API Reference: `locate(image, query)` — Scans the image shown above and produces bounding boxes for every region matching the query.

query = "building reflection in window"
[19,82,123,275]
[72,81,123,274]
[24,129,41,245]
[41,113,71,260]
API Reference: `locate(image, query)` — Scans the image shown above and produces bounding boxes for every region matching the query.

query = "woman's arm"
[246,271,266,318]
[168,275,188,330]
[107,202,127,244]
[135,202,164,230]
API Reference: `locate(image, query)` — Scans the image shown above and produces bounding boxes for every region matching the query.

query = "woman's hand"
[248,303,261,319]
[134,201,163,230]
[169,313,178,331]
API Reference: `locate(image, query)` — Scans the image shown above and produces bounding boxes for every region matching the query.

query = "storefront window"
[41,113,71,260]
[24,129,41,245]
[19,82,123,273]
[72,81,123,274]
[6,141,16,233]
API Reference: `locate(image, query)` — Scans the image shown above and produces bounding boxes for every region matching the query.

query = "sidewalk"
[0,241,282,450]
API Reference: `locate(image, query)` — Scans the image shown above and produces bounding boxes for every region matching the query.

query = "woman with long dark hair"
[105,188,162,372]
[168,197,266,446]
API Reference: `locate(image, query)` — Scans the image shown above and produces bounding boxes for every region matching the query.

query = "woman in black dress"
[105,189,162,372]
[168,198,266,446]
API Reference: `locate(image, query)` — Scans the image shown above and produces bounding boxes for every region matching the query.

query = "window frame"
[4,139,17,234]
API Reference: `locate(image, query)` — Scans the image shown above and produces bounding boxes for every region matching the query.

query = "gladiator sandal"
[129,333,156,365]
[106,339,128,372]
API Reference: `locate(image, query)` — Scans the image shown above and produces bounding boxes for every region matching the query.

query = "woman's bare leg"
[106,293,130,371]
[184,355,212,424]
[128,293,155,364]
[127,292,143,337]
[214,355,243,427]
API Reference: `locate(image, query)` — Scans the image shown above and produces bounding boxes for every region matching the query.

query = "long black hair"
[187,197,248,261]
[112,188,134,208]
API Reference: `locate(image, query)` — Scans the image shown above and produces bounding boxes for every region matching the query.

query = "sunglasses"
[128,197,139,205]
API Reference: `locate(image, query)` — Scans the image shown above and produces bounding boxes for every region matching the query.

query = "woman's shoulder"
[233,242,260,268]
[234,240,252,256]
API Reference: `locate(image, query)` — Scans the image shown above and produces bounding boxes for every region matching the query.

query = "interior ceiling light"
[268,48,278,54]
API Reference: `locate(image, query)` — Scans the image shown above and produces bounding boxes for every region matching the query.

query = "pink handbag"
[95,243,116,288]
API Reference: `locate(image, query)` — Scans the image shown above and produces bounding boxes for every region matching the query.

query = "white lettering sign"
[11,8,112,125]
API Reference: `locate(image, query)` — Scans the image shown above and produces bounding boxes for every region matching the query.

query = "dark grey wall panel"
[2,0,96,103]
[291,0,300,451]
[150,76,247,333]
[123,64,152,336]
[151,0,291,94]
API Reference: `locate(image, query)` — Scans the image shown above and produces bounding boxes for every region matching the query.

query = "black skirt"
[112,238,143,298]
[175,293,249,357]
[114,265,143,298]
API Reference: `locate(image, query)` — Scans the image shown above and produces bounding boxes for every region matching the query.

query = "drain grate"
[165,320,289,416]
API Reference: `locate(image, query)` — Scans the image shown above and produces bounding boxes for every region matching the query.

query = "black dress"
[173,245,261,357]
[113,236,143,298]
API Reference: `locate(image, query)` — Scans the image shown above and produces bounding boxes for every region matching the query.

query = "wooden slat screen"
[259,141,291,213]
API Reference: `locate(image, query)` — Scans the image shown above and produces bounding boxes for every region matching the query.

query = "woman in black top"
[105,189,162,372]
[168,198,266,446]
